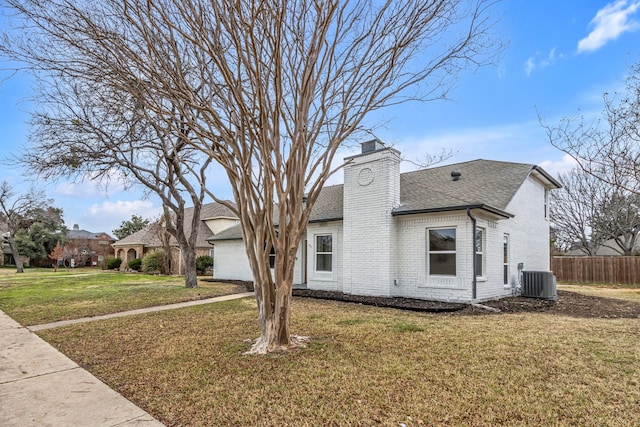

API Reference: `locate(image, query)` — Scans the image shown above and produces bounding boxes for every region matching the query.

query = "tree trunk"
[7,236,24,273]
[244,230,306,354]
[162,249,171,276]
[182,245,198,288]
[247,276,294,353]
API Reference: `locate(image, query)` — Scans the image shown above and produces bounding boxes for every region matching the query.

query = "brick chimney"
[342,140,400,296]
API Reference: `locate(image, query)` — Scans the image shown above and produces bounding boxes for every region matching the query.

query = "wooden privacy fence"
[551,256,640,285]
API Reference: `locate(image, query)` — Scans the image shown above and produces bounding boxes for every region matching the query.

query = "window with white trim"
[315,234,333,272]
[428,228,456,276]
[503,234,509,285]
[544,188,549,218]
[475,228,484,277]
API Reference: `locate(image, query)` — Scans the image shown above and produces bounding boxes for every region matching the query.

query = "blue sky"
[1,0,639,236]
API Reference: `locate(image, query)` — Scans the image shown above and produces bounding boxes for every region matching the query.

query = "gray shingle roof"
[199,202,238,219]
[67,229,115,240]
[210,159,560,241]
[112,223,162,246]
[113,202,237,248]
[308,184,343,222]
[394,159,547,216]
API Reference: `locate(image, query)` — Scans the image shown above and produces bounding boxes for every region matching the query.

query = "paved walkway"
[29,292,254,332]
[0,292,253,426]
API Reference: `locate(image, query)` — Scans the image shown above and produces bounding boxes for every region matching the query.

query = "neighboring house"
[212,140,561,303]
[565,237,640,256]
[112,203,238,274]
[64,224,116,267]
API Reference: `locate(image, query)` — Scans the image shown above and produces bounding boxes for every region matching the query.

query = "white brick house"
[212,140,561,302]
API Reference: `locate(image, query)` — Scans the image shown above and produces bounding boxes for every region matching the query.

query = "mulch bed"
[292,289,640,319]
[213,279,640,319]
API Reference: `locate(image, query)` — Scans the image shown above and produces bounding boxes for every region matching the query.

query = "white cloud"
[538,154,578,179]
[88,200,155,215]
[66,199,163,235]
[55,182,106,198]
[577,0,640,53]
[539,47,562,67]
[54,170,127,198]
[524,48,564,76]
[525,57,535,76]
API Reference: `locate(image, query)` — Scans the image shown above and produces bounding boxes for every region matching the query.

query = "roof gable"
[199,202,237,219]
[112,223,160,246]
[113,202,237,248]
[394,159,538,215]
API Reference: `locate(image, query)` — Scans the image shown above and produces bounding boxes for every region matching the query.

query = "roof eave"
[308,217,344,224]
[209,236,243,242]
[531,166,562,189]
[392,204,513,219]
[201,216,239,221]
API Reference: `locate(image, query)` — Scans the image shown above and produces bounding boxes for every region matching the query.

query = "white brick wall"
[306,222,343,291]
[214,238,306,285]
[212,240,254,281]
[217,156,552,303]
[395,212,475,302]
[342,148,401,297]
[500,177,551,277]
[390,175,552,302]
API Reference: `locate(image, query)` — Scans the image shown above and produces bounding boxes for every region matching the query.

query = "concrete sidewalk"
[0,292,253,426]
[29,292,254,332]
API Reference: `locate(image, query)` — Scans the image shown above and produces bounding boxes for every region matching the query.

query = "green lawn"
[3,271,638,425]
[0,268,246,325]
[31,284,639,426]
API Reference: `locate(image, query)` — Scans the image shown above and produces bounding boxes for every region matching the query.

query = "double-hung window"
[315,234,333,272]
[503,234,510,285]
[475,228,484,277]
[428,228,456,276]
[544,189,549,219]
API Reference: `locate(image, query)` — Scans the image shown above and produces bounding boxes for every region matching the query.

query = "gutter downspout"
[467,208,477,300]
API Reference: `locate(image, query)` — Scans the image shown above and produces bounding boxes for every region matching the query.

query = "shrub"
[128,258,142,271]
[142,250,164,273]
[196,255,214,274]
[106,257,122,270]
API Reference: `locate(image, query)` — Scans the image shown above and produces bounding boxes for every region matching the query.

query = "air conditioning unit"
[521,271,557,300]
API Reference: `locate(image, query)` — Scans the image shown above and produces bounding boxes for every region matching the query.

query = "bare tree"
[16,73,211,287]
[2,0,502,353]
[550,168,609,255]
[551,167,640,256]
[543,62,640,256]
[593,189,640,255]
[543,62,640,194]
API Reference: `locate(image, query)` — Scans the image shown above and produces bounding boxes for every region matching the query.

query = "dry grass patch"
[39,297,640,426]
[559,283,640,303]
